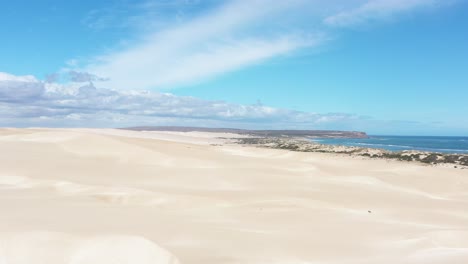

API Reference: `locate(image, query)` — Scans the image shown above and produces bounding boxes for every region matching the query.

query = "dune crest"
[0,231,179,264]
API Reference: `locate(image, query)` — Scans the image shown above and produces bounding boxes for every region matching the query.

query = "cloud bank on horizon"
[0,71,362,129]
[0,71,457,135]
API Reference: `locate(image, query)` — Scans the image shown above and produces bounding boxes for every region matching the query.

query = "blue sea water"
[312,136,468,154]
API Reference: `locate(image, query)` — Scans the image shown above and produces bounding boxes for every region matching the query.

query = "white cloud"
[2,72,463,134]
[82,0,320,90]
[93,36,313,90]
[68,71,109,83]
[0,72,44,102]
[0,72,38,83]
[0,72,361,128]
[75,0,453,90]
[324,0,442,27]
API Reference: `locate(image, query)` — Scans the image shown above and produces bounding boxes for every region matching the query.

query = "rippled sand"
[1,128,467,264]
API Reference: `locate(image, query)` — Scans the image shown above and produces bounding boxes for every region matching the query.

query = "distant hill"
[121,126,368,139]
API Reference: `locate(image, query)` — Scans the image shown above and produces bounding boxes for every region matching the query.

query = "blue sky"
[0,0,467,135]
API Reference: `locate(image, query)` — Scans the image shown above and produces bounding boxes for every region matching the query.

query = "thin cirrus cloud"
[82,0,322,90]
[0,71,361,128]
[324,0,447,27]
[76,0,449,91]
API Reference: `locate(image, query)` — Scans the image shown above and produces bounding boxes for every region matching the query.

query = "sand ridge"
[0,231,179,264]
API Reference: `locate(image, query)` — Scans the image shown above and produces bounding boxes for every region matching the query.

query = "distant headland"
[121,126,467,168]
[121,126,369,139]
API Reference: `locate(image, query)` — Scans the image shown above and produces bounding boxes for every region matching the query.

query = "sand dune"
[0,231,179,264]
[0,128,467,263]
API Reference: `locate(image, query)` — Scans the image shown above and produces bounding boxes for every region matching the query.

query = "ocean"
[312,136,468,154]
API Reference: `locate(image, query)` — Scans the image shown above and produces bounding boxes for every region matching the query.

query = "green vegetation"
[236,137,468,168]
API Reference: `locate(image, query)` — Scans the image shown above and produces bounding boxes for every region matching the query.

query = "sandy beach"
[1,128,468,264]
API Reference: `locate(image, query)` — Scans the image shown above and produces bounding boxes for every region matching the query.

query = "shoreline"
[235,136,468,169]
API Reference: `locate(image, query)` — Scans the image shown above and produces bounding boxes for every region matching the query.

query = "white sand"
[0,128,467,264]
